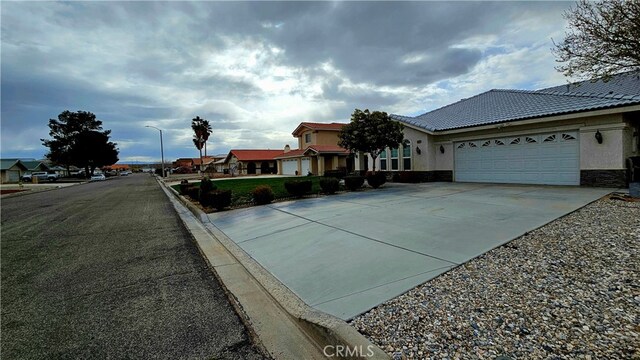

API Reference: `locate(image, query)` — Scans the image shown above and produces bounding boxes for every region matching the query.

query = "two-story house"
[275,122,352,176]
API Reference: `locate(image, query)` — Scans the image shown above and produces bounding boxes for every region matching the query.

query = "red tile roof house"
[274,122,353,176]
[222,150,282,175]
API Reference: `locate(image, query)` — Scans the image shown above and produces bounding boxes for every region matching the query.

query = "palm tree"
[201,119,212,157]
[191,116,206,172]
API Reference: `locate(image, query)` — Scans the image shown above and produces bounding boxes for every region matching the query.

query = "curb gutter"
[158,180,389,360]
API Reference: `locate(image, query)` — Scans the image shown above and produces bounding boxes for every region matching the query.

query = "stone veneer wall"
[580,170,626,187]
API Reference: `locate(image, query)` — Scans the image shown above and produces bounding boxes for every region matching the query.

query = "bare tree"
[553,0,640,81]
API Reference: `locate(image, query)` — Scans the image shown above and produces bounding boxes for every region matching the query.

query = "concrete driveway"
[208,182,613,320]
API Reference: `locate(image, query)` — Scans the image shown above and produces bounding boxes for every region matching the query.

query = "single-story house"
[20,159,50,173]
[0,159,28,183]
[223,150,282,175]
[367,72,640,187]
[275,122,352,176]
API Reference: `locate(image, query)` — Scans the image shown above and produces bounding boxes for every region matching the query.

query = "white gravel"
[350,197,639,359]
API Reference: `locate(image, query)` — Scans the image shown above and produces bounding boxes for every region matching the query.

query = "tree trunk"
[199,148,204,173]
[371,154,377,173]
[204,141,207,157]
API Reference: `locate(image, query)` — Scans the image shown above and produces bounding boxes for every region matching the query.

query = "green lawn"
[173,176,323,206]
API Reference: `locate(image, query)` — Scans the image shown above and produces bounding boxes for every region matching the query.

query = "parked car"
[90,174,106,181]
[120,171,131,176]
[22,171,59,182]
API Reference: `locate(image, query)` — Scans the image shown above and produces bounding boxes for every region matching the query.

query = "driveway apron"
[209,182,613,320]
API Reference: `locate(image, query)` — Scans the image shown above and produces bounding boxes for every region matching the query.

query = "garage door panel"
[282,159,297,175]
[455,131,579,186]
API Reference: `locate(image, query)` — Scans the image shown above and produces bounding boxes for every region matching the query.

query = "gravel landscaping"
[351,197,639,359]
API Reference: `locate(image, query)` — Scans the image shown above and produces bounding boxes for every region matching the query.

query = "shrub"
[174,166,193,174]
[252,185,274,205]
[344,175,364,191]
[284,180,312,198]
[179,180,190,195]
[199,177,217,199]
[200,189,232,210]
[181,185,200,200]
[319,177,340,194]
[324,169,347,179]
[366,172,386,189]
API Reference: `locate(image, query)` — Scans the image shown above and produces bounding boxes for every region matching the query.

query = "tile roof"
[292,122,347,136]
[274,145,349,159]
[1,159,28,171]
[537,71,640,96]
[21,160,49,171]
[305,145,350,154]
[393,72,640,132]
[273,149,307,159]
[229,150,283,161]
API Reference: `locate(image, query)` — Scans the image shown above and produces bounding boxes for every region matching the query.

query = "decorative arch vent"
[562,133,576,141]
[510,137,521,145]
[543,134,557,142]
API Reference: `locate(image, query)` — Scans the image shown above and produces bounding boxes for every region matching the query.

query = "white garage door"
[301,157,311,175]
[282,159,298,175]
[454,131,579,185]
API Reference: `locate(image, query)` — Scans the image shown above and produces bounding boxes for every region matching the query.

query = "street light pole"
[145,125,165,178]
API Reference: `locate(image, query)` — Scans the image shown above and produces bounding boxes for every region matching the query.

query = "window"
[304,133,312,143]
[525,136,537,143]
[482,140,491,147]
[543,134,556,142]
[468,142,478,147]
[562,133,576,141]
[390,147,399,170]
[457,143,465,149]
[510,137,521,145]
[380,149,387,170]
[402,142,411,170]
[495,139,505,146]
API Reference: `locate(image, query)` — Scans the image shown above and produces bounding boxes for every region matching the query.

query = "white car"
[90,174,106,181]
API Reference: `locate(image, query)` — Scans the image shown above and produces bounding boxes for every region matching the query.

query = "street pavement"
[1,174,267,359]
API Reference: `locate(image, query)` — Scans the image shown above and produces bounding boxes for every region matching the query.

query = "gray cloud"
[1,1,573,161]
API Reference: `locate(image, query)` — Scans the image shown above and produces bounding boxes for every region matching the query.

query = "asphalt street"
[1,174,267,359]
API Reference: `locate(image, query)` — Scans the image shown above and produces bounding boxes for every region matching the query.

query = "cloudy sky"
[1,1,576,163]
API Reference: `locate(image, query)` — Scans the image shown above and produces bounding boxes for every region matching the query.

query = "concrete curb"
[162,181,389,360]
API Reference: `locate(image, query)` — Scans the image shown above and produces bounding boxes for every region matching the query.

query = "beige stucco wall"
[580,126,625,169]
[297,130,340,148]
[427,113,629,171]
[315,131,341,146]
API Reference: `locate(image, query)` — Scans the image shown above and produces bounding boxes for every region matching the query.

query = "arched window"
[380,149,387,170]
[402,141,411,170]
[390,147,399,171]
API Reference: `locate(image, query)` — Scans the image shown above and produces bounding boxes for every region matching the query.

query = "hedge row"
[180,172,390,212]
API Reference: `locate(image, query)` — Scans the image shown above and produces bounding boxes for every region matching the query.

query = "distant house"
[173,158,194,169]
[108,164,130,171]
[19,159,49,173]
[222,150,282,175]
[274,122,351,176]
[0,159,28,183]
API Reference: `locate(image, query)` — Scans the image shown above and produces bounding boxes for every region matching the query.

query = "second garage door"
[282,159,298,175]
[454,131,580,185]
